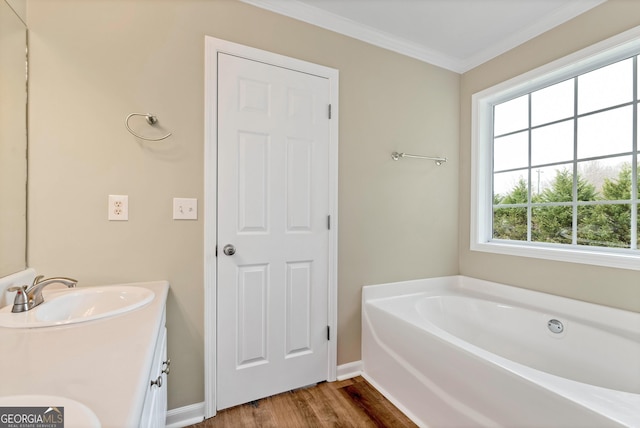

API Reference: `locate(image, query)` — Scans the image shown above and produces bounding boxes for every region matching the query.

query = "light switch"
[173,198,197,220]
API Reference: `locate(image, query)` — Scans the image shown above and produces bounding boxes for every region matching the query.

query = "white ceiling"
[240,0,606,73]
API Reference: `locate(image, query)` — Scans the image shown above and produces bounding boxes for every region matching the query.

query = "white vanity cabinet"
[0,280,170,427]
[140,311,169,428]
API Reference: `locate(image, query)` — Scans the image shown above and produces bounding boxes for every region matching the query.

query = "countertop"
[0,280,169,428]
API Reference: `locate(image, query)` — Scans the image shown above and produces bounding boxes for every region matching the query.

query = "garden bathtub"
[362,275,640,427]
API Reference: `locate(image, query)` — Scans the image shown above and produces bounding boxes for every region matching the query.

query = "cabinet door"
[155,328,168,427]
[140,327,168,428]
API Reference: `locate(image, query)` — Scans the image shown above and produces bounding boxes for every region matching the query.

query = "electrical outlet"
[173,198,197,220]
[108,195,128,221]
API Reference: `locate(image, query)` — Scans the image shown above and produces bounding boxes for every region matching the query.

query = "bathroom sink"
[0,286,154,328]
[0,395,101,427]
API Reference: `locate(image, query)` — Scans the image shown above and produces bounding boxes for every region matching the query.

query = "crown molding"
[239,0,466,72]
[240,0,606,74]
[461,0,606,72]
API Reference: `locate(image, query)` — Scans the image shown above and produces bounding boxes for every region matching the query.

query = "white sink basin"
[0,395,101,427]
[0,286,154,328]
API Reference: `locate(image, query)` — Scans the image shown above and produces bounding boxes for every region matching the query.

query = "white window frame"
[471,25,640,271]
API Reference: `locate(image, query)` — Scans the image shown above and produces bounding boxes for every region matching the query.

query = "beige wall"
[6,0,26,22]
[0,0,27,277]
[460,0,640,313]
[27,0,460,409]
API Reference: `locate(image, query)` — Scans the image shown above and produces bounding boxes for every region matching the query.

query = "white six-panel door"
[215,52,331,410]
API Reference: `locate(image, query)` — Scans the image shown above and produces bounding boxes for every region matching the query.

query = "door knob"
[223,244,236,256]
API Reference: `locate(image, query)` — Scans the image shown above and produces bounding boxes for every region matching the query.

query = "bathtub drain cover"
[547,319,564,334]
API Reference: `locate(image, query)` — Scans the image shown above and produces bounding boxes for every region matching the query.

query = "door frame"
[203,37,339,418]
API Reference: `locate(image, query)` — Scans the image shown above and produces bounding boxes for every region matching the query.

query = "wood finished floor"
[188,376,417,428]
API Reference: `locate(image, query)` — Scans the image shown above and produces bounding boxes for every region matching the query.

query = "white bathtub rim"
[362,276,640,427]
[364,275,640,341]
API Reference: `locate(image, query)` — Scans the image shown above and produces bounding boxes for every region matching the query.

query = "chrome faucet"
[9,275,78,313]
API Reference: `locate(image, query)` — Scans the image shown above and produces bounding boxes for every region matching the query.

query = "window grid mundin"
[491,55,639,252]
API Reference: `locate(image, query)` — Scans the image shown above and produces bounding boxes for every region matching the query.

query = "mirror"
[0,0,27,276]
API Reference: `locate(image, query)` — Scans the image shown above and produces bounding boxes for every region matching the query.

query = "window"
[471,26,640,270]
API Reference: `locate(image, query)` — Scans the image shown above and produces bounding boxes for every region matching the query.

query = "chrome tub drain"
[547,319,564,334]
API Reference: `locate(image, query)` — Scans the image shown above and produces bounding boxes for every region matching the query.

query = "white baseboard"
[165,402,205,428]
[166,362,363,427]
[336,360,362,380]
